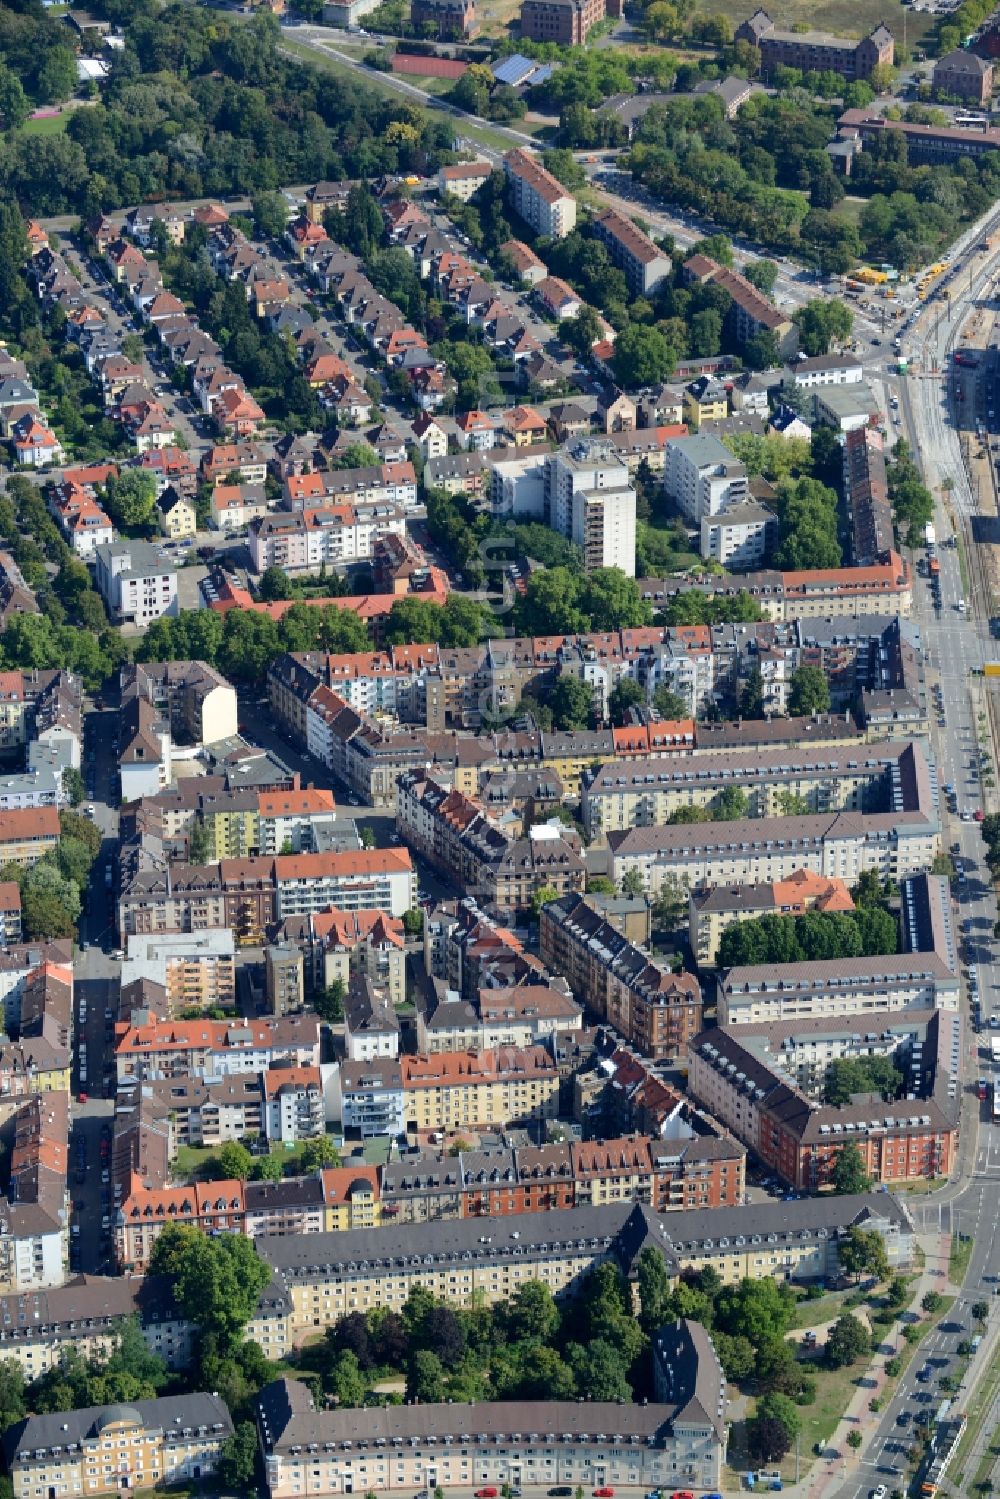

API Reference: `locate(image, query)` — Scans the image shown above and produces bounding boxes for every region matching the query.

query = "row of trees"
[887,439,936,547]
[715,905,899,968]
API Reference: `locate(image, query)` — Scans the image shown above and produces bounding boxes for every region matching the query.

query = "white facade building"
[545,441,636,576]
[664,434,749,525]
[94,542,178,628]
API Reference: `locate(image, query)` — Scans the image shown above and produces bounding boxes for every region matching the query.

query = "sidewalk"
[777,1232,951,1499]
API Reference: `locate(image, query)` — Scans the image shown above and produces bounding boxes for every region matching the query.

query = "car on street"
[593,1489,615,1496]
[872,1486,888,1499]
[474,1489,497,1496]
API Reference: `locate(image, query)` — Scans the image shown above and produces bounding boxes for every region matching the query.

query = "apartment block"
[546,439,636,575]
[400,1045,560,1132]
[255,1194,914,1338]
[664,433,749,526]
[263,1064,326,1143]
[249,503,406,576]
[582,739,929,839]
[115,1014,321,1084]
[116,1178,246,1271]
[503,149,577,239]
[257,1348,723,1499]
[396,770,585,920]
[540,893,702,1059]
[688,1008,960,1191]
[593,208,671,295]
[0,806,59,867]
[120,931,237,1014]
[276,907,406,1010]
[736,8,894,81]
[5,1394,234,1499]
[94,541,178,628]
[682,252,797,359]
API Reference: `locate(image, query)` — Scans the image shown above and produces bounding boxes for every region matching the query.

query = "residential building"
[114,1014,321,1084]
[540,893,702,1059]
[399,1045,559,1132]
[0,807,59,867]
[266,945,304,1016]
[813,383,880,432]
[688,1007,960,1190]
[503,150,577,239]
[411,0,478,34]
[519,0,617,44]
[255,1194,914,1336]
[545,439,637,575]
[397,771,585,920]
[343,974,400,1060]
[157,487,197,540]
[263,1064,326,1143]
[120,931,237,1014]
[682,254,797,359]
[334,1057,405,1136]
[94,542,178,628]
[735,8,894,81]
[115,1180,247,1269]
[664,433,748,525]
[276,907,406,1010]
[787,353,864,389]
[256,1343,723,1498]
[593,208,671,295]
[249,504,406,575]
[4,1394,234,1499]
[437,162,493,200]
[701,504,776,569]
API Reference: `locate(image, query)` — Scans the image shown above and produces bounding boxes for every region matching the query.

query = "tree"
[921,1290,944,1315]
[0,1361,25,1435]
[713,1332,755,1381]
[846,1428,863,1451]
[831,1141,872,1195]
[548,677,593,731]
[103,471,157,531]
[740,662,765,719]
[62,767,85,806]
[621,868,645,899]
[566,1337,631,1401]
[973,1301,989,1325]
[744,259,779,298]
[757,1392,801,1441]
[37,47,78,105]
[329,1349,367,1407]
[0,67,29,133]
[530,884,560,919]
[612,324,676,387]
[219,1422,258,1488]
[886,1276,908,1308]
[607,678,646,726]
[406,1348,445,1404]
[788,665,831,717]
[714,1277,795,1349]
[564,304,603,360]
[713,786,749,820]
[360,826,376,849]
[252,1152,283,1182]
[335,442,380,471]
[838,1227,891,1283]
[747,1414,792,1464]
[825,1313,871,1368]
[652,685,688,720]
[216,1142,252,1180]
[148,1223,271,1353]
[402,907,424,937]
[825,1057,901,1106]
[300,1136,340,1172]
[188,817,210,865]
[312,979,345,1023]
[503,1281,560,1343]
[795,298,853,357]
[252,191,291,240]
[636,1247,672,1334]
[258,566,292,602]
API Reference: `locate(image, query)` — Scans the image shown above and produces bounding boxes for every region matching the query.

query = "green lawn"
[20,111,70,137]
[706,0,934,45]
[789,1289,853,1330]
[172,1139,332,1182]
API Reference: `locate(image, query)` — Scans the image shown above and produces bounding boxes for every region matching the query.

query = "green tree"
[652,685,688,719]
[37,47,78,105]
[621,868,645,899]
[335,442,380,471]
[712,786,749,820]
[636,1246,672,1334]
[258,566,292,602]
[503,1281,560,1343]
[252,1152,283,1182]
[219,1422,258,1488]
[406,1348,445,1404]
[530,883,560,918]
[612,324,676,387]
[188,817,210,865]
[147,1222,270,1353]
[740,662,765,719]
[62,767,85,806]
[103,471,157,531]
[548,677,593,731]
[252,191,291,240]
[795,298,854,357]
[312,979,345,1023]
[0,1360,25,1433]
[402,907,424,937]
[300,1136,340,1172]
[566,1337,631,1401]
[215,1141,252,1180]
[714,1277,795,1348]
[824,1056,901,1106]
[757,1392,801,1441]
[838,1226,891,1283]
[329,1349,367,1407]
[826,1313,871,1368]
[747,1413,792,1464]
[921,1290,944,1315]
[607,678,646,726]
[831,1141,872,1195]
[564,304,603,360]
[0,67,29,132]
[788,665,831,717]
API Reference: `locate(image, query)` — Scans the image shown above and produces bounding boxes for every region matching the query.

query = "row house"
[114,1013,321,1084]
[540,893,703,1060]
[116,1176,246,1271]
[396,770,585,920]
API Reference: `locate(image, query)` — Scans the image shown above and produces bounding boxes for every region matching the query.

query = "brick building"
[519,0,620,44]
[735,8,894,81]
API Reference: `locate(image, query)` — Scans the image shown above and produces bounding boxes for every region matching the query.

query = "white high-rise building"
[544,440,636,576]
[664,433,748,525]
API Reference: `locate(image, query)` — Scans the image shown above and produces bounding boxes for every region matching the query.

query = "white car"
[872,1486,888,1499]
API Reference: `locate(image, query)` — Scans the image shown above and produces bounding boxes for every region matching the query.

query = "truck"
[925,523,937,548]
[929,557,941,577]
